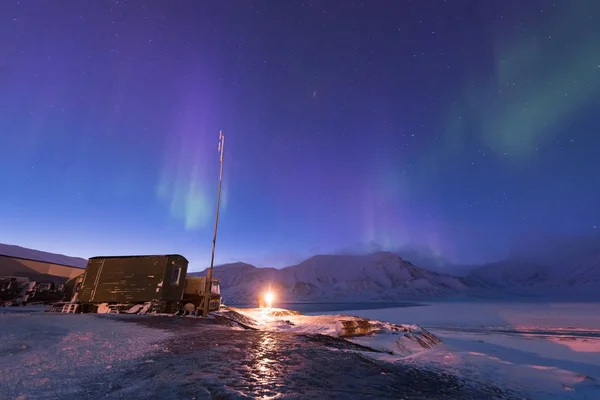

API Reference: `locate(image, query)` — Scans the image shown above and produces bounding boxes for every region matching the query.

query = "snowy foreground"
[2,306,514,399]
[319,302,600,400]
[1,303,598,399]
[0,312,171,398]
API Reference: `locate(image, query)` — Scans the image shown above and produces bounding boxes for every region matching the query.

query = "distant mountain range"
[0,243,87,268]
[191,252,474,304]
[191,235,600,303]
[3,234,599,302]
[465,234,600,299]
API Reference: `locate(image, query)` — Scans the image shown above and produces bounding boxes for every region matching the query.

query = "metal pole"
[203,131,225,317]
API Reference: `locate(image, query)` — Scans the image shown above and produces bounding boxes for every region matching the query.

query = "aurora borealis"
[1,1,599,270]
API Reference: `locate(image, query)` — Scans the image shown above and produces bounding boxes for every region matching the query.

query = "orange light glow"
[264,291,274,308]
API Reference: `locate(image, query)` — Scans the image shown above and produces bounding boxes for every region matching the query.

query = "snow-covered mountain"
[466,235,600,299]
[0,243,87,268]
[193,252,473,304]
[5,234,598,303]
[466,259,553,289]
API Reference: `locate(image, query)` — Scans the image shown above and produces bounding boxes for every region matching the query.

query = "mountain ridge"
[191,251,473,304]
[3,237,599,303]
[0,243,87,268]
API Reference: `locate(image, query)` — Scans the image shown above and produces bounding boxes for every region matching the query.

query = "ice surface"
[0,310,512,399]
[321,301,600,399]
[3,300,598,398]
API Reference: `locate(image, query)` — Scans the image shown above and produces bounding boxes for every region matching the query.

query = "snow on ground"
[317,302,600,399]
[220,306,441,357]
[0,309,511,399]
[4,303,597,398]
[0,313,171,399]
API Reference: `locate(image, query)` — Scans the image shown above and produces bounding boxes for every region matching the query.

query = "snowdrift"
[216,306,442,357]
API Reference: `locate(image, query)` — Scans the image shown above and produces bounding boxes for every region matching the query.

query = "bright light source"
[264,291,274,308]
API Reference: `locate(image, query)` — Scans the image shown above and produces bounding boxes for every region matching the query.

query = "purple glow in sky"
[1,1,599,271]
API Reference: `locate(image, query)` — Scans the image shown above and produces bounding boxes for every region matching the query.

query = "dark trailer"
[77,254,188,313]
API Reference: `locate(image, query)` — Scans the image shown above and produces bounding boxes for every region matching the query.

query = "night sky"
[1,1,599,271]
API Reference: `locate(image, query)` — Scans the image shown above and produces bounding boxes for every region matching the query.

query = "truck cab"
[182,277,222,314]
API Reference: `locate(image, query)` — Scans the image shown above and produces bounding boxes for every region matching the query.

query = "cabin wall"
[77,255,189,304]
[160,255,189,301]
[78,256,173,303]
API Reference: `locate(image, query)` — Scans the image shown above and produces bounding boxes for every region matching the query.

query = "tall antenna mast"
[203,130,225,317]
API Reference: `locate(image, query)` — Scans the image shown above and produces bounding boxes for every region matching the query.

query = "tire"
[183,302,196,314]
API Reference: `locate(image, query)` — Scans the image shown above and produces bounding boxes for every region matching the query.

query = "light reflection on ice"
[245,333,283,399]
[546,337,600,353]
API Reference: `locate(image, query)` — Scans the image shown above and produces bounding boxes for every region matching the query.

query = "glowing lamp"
[264,291,274,308]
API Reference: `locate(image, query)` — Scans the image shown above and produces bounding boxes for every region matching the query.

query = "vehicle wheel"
[183,303,196,314]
